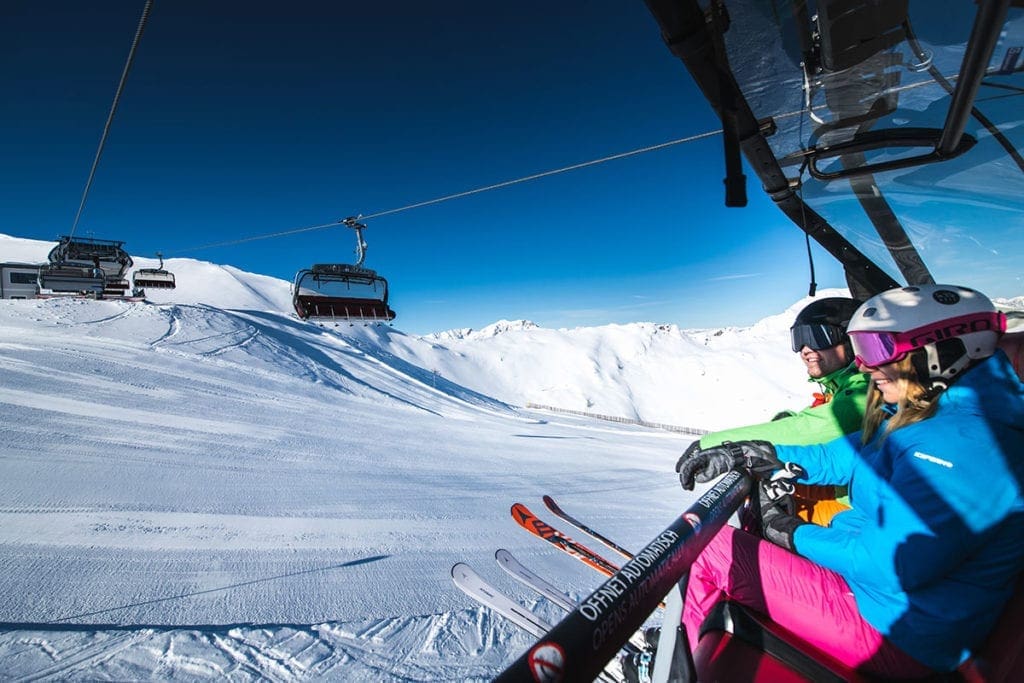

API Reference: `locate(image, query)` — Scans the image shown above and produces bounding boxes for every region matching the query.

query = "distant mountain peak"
[426,319,540,342]
[478,320,540,336]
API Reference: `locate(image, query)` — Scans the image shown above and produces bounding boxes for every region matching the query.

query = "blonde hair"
[861,354,940,444]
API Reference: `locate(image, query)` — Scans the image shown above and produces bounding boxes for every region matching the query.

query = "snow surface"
[1,234,1020,680]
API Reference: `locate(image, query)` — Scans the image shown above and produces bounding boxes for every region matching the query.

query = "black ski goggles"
[790,323,846,352]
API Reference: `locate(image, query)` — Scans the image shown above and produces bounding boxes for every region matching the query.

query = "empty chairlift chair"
[133,252,176,290]
[291,218,396,323]
[41,235,133,297]
[37,263,106,295]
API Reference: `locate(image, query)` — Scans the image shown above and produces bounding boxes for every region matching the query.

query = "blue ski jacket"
[777,350,1024,672]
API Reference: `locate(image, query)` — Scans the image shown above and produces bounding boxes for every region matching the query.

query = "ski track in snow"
[0,613,517,682]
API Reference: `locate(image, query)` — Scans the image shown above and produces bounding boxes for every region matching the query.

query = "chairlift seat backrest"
[38,265,106,293]
[310,264,381,286]
[50,237,130,262]
[133,269,176,289]
[311,263,377,276]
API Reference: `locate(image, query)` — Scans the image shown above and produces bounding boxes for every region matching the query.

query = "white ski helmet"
[847,284,1006,389]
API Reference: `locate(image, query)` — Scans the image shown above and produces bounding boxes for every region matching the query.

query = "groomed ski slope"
[0,297,696,680]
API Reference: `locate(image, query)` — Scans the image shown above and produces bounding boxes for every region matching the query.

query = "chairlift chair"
[133,252,176,289]
[37,263,106,294]
[46,235,134,297]
[291,218,397,323]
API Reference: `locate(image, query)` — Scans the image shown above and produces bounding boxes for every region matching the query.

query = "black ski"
[542,494,634,560]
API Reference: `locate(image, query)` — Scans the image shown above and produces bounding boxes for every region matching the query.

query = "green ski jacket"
[700,363,869,448]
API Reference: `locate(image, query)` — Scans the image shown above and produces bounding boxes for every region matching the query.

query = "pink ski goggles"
[849,311,1006,367]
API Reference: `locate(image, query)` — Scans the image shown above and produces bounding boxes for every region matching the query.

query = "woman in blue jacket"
[676,284,1024,677]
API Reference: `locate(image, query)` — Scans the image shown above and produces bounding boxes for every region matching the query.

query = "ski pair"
[511,497,670,610]
[451,559,552,638]
[450,550,643,682]
[452,549,610,634]
[451,549,580,635]
[540,494,634,560]
[451,495,634,635]
[494,548,653,656]
[510,497,633,579]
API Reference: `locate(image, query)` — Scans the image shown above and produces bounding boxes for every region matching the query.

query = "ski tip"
[451,562,472,579]
[495,549,519,568]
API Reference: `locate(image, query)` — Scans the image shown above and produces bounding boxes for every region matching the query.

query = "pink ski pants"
[682,524,935,679]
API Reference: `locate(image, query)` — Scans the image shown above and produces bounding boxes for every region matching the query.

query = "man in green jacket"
[691,297,869,525]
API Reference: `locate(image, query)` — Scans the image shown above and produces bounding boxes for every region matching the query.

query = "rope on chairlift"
[68,0,154,241]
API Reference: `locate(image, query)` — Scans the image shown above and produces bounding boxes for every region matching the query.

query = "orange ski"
[510,502,620,577]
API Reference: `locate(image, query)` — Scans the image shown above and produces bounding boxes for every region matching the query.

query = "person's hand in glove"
[759,478,806,552]
[675,440,784,491]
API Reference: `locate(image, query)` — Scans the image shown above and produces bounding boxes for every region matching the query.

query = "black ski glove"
[759,480,806,553]
[675,440,782,491]
[675,441,702,475]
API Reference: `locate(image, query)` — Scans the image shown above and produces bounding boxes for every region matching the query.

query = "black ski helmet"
[790,297,861,354]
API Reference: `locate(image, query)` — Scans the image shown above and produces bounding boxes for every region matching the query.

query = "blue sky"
[2,1,852,334]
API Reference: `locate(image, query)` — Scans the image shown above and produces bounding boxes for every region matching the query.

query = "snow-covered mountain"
[1,233,1019,680]
[0,233,826,430]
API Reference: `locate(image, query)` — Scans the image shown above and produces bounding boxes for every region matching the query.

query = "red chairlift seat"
[997,329,1023,380]
[693,600,871,683]
[293,294,397,321]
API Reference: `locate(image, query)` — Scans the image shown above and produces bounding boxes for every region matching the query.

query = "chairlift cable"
[170,129,726,255]
[166,69,973,259]
[171,220,344,254]
[68,0,154,241]
[163,72,967,258]
[145,70,971,257]
[358,130,725,221]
